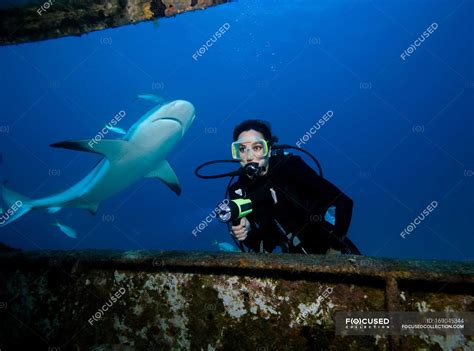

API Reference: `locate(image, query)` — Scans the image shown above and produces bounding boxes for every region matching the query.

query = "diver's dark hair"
[233,119,279,145]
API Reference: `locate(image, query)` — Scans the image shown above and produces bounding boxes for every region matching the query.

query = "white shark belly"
[75,154,159,205]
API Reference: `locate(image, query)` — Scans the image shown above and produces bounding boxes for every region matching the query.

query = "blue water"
[0,0,472,261]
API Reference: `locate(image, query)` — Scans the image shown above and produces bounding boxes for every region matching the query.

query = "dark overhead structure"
[0,0,231,45]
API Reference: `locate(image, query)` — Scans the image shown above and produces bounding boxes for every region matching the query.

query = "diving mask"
[231,137,269,160]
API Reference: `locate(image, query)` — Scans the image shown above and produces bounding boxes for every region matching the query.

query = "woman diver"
[195,119,360,254]
[226,119,360,254]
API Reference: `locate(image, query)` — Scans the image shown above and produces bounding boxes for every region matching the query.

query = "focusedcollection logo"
[344,317,391,329]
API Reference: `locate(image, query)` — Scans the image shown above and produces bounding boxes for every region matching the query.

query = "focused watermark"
[192,23,231,61]
[37,0,55,16]
[336,312,472,336]
[400,201,438,239]
[400,23,438,61]
[192,199,229,237]
[88,287,126,325]
[296,110,334,148]
[88,110,126,149]
[0,201,23,225]
[296,286,333,324]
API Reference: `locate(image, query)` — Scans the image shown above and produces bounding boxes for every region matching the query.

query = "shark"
[0,97,195,227]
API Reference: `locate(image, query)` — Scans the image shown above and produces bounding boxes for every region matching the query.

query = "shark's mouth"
[152,117,183,127]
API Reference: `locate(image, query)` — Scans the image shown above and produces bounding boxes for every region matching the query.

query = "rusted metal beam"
[0,0,231,46]
[0,250,473,349]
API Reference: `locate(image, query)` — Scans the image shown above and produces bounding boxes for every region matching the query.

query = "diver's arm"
[227,182,259,252]
[284,155,354,239]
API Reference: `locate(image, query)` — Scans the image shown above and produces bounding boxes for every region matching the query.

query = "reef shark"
[0,98,195,227]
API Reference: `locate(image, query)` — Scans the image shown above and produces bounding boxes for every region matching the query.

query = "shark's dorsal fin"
[146,160,181,196]
[50,139,130,162]
[136,94,166,105]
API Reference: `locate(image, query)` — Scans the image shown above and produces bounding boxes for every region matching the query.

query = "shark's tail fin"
[0,181,34,227]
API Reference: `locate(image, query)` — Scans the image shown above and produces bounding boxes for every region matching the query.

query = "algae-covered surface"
[0,250,473,350]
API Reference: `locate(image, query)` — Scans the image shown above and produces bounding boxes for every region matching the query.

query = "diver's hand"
[231,217,251,241]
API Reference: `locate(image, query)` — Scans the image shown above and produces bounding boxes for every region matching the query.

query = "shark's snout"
[173,100,195,118]
[146,99,195,138]
[168,100,195,134]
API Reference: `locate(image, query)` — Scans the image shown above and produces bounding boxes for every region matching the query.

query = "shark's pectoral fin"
[46,206,62,214]
[82,202,99,215]
[50,139,130,162]
[147,160,181,196]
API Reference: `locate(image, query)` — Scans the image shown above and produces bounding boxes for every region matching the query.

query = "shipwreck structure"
[0,249,473,350]
[0,1,473,349]
[0,0,230,45]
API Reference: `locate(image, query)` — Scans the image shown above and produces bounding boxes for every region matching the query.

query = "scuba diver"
[195,119,360,255]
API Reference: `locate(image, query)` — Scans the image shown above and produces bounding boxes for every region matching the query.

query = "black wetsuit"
[228,154,360,254]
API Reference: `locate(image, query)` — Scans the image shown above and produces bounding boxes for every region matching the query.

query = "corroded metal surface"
[0,250,473,350]
[0,0,230,46]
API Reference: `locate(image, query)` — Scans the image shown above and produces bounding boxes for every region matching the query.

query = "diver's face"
[236,130,270,175]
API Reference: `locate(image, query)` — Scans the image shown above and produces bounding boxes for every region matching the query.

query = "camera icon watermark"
[152,258,165,267]
[360,82,372,90]
[100,37,113,45]
[358,170,372,180]
[48,168,61,177]
[204,303,216,311]
[204,127,217,134]
[151,81,165,91]
[310,214,322,223]
[308,37,321,45]
[412,125,425,134]
[102,214,115,223]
